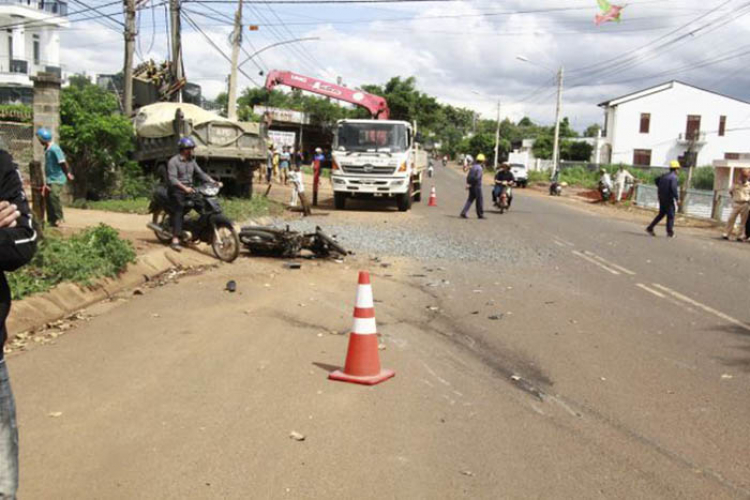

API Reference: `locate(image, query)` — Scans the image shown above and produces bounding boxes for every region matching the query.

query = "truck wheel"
[334,192,347,210]
[397,183,413,212]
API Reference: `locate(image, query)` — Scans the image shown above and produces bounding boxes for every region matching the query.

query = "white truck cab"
[331,119,427,211]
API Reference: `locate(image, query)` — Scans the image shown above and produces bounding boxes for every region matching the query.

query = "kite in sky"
[594,0,625,26]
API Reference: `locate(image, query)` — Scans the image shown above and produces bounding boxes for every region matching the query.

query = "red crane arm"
[264,70,390,120]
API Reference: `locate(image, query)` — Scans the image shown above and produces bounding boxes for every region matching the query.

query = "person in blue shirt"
[460,153,486,219]
[36,128,73,227]
[646,160,681,238]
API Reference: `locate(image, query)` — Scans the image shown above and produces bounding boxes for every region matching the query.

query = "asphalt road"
[8,164,750,499]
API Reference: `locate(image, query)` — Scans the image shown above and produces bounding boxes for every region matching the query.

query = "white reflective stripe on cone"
[355,285,374,308]
[352,316,377,335]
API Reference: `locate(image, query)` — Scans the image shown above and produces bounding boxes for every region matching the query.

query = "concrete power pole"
[170,0,183,102]
[123,0,136,116]
[493,100,500,171]
[551,66,564,178]
[227,0,243,120]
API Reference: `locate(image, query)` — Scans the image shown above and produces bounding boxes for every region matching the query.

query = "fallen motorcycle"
[147,183,240,263]
[239,225,347,259]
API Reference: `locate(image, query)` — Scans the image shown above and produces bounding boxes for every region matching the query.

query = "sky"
[59,0,750,131]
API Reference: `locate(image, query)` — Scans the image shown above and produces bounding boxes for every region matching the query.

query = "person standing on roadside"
[646,160,681,238]
[614,165,635,203]
[722,168,750,241]
[460,153,486,219]
[312,147,324,206]
[36,127,73,227]
[279,146,291,185]
[0,147,37,499]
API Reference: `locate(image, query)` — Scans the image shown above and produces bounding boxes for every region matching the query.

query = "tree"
[532,134,554,159]
[561,141,593,162]
[584,124,602,138]
[60,77,134,199]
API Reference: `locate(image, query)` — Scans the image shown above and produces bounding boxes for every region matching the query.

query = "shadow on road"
[312,361,341,373]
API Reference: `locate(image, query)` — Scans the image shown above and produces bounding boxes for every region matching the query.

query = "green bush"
[528,169,551,183]
[691,166,714,190]
[7,224,136,300]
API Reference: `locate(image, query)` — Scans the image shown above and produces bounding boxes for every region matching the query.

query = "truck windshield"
[335,122,408,153]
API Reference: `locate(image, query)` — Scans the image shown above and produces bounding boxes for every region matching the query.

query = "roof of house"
[598,80,750,108]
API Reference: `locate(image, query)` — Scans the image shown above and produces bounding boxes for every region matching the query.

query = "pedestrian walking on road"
[280,146,291,185]
[0,148,37,499]
[460,153,486,219]
[289,163,312,216]
[646,160,681,238]
[614,165,635,203]
[264,144,274,184]
[722,168,750,241]
[36,127,73,227]
[272,149,280,183]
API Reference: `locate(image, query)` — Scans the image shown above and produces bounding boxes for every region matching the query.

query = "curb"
[8,246,218,336]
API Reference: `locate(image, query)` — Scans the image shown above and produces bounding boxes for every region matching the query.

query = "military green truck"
[134,102,267,197]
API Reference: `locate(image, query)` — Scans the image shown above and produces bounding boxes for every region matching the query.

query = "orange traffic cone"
[428,186,437,206]
[329,271,395,386]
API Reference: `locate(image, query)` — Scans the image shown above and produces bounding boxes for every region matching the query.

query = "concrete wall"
[603,82,750,167]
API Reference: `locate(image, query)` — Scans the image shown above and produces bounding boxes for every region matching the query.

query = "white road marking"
[553,240,566,248]
[554,237,575,247]
[572,250,621,275]
[584,250,636,276]
[636,283,665,298]
[652,283,750,333]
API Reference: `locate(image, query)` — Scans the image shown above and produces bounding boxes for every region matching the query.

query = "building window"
[33,38,39,65]
[7,36,12,60]
[686,115,701,140]
[633,149,651,166]
[725,153,740,160]
[719,115,726,137]
[640,113,650,134]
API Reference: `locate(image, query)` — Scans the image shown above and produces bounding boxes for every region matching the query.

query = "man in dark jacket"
[646,160,681,238]
[460,153,486,219]
[0,148,37,498]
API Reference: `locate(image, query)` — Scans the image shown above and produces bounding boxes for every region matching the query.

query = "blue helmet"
[36,127,52,142]
[178,137,196,150]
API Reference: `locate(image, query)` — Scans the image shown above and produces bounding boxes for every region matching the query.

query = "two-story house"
[598,81,750,167]
[0,0,69,104]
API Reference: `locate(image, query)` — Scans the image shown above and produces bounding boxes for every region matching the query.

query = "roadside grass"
[530,165,714,191]
[7,224,136,300]
[70,195,283,222]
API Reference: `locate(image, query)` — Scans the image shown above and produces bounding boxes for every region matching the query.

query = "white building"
[0,0,68,104]
[598,81,750,167]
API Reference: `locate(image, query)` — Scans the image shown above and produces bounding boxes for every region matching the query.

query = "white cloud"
[60,0,750,131]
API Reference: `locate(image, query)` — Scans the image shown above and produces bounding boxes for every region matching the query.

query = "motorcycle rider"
[167,137,218,252]
[493,163,515,207]
[599,168,613,201]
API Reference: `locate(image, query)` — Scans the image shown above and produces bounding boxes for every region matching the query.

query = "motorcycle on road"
[494,181,513,214]
[147,183,240,263]
[598,181,612,203]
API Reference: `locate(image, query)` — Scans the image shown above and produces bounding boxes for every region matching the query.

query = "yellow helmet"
[476,153,486,162]
[669,160,681,169]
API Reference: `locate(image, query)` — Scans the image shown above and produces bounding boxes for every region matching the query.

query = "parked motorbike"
[598,181,611,203]
[494,181,513,214]
[239,225,347,258]
[549,181,563,196]
[147,183,240,263]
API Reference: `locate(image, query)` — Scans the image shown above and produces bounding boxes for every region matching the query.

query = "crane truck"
[265,70,427,211]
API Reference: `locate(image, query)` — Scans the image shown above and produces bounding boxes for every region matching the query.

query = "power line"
[181,10,261,86]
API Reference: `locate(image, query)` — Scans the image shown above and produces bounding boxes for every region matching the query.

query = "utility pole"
[552,66,564,179]
[493,100,500,171]
[170,0,183,102]
[227,0,243,120]
[123,0,136,116]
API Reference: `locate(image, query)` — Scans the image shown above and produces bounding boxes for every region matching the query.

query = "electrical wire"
[181,10,261,86]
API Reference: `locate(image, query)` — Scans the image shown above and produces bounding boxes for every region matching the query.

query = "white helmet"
[315,147,323,153]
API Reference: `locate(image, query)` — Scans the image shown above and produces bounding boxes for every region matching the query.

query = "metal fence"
[0,121,33,170]
[634,184,734,223]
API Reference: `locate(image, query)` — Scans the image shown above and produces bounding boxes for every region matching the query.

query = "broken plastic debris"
[721,374,733,380]
[48,412,63,418]
[510,375,521,381]
[488,314,503,320]
[460,470,475,477]
[289,431,306,441]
